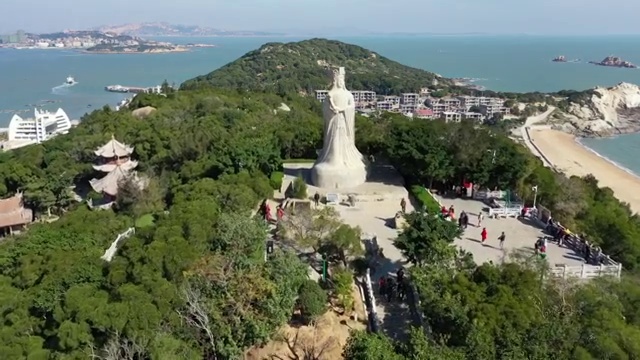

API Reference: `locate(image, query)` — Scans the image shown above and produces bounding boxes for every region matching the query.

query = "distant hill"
[181,38,450,95]
[95,22,280,37]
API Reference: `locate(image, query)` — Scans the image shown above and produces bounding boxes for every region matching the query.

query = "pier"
[104,85,162,94]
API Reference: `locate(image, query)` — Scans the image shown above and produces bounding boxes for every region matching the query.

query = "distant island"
[94,22,282,37]
[589,56,637,69]
[0,30,191,54]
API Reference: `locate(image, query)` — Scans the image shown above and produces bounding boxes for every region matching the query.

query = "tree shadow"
[374,216,394,228]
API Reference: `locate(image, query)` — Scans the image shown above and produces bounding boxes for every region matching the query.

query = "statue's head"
[329,66,346,89]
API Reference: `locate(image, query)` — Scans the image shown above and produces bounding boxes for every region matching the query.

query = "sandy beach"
[528,128,640,214]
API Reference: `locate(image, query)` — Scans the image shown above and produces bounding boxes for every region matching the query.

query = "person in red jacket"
[481,227,488,244]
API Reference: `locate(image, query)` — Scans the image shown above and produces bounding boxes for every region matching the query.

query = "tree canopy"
[1,38,640,359]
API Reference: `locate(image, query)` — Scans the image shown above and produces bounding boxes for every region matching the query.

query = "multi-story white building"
[463,112,485,122]
[7,108,72,145]
[431,103,449,116]
[377,101,393,111]
[401,93,419,105]
[414,108,435,119]
[442,111,462,123]
[442,97,462,108]
[480,104,510,116]
[400,104,417,113]
[352,91,377,103]
[383,95,401,106]
[315,90,329,101]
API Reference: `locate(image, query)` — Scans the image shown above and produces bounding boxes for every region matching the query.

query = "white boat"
[66,76,76,85]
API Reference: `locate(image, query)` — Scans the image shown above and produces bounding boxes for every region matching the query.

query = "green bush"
[410,185,442,214]
[269,171,284,190]
[292,175,308,199]
[298,280,327,324]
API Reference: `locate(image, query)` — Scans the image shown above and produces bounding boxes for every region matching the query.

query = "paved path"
[432,194,587,267]
[335,198,415,341]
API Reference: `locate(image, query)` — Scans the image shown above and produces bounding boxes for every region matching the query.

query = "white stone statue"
[311,67,367,189]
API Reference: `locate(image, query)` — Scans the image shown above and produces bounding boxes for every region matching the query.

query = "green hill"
[181,38,450,95]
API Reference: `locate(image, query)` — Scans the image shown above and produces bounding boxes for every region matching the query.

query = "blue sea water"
[1,35,640,172]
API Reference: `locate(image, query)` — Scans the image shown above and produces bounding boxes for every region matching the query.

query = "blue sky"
[2,0,639,35]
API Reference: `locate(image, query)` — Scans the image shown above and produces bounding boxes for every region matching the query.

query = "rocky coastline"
[82,46,190,54]
[547,82,640,138]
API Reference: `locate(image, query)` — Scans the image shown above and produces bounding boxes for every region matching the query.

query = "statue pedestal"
[311,161,367,190]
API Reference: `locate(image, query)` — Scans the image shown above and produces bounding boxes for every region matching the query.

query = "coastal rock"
[564,82,640,135]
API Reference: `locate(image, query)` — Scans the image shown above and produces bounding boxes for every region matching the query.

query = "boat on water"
[66,76,76,85]
[552,55,567,62]
[589,56,637,69]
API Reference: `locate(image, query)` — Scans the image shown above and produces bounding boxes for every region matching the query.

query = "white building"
[401,93,419,105]
[315,90,329,101]
[442,111,462,123]
[7,108,72,145]
[352,91,377,103]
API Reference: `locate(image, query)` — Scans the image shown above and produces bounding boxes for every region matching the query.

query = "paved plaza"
[431,193,587,267]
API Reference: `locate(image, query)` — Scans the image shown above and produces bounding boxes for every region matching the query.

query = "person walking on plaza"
[313,192,320,207]
[378,276,386,296]
[400,198,407,213]
[481,227,488,245]
[498,231,506,249]
[477,212,484,227]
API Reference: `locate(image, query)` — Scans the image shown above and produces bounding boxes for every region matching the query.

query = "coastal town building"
[376,101,393,111]
[4,108,72,149]
[414,108,435,119]
[352,91,376,103]
[315,90,329,101]
[0,192,33,236]
[480,104,511,116]
[89,136,143,208]
[442,111,462,122]
[400,104,417,114]
[463,112,485,121]
[383,95,401,106]
[401,93,420,105]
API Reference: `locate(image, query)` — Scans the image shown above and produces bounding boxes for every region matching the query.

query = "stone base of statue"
[311,159,367,190]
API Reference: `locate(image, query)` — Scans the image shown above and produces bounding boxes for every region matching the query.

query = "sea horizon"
[2,35,640,175]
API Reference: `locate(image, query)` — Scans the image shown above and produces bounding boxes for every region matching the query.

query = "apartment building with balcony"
[480,104,511,116]
[352,91,377,103]
[377,101,393,111]
[442,111,462,123]
[315,90,328,101]
[463,112,485,122]
[401,93,419,105]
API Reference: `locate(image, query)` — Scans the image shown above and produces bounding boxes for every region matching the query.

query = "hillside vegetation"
[2,39,640,359]
[181,38,449,95]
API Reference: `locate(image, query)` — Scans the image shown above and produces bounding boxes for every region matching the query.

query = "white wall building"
[8,108,72,145]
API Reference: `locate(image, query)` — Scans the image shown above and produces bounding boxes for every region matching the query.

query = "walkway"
[277,163,418,341]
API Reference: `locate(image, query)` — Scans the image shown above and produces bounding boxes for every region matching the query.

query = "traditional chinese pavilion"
[89,135,139,201]
[0,192,33,236]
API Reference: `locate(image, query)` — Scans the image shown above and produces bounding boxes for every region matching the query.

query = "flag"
[532,185,538,192]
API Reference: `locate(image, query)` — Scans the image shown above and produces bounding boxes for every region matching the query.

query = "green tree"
[297,280,327,324]
[394,212,462,266]
[343,331,404,360]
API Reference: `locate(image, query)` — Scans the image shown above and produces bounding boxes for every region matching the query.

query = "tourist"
[460,211,468,229]
[477,212,484,227]
[481,227,488,244]
[585,242,592,264]
[498,231,506,249]
[396,268,405,283]
[400,198,407,213]
[313,192,320,207]
[276,205,284,221]
[385,277,395,302]
[264,203,272,223]
[378,276,386,295]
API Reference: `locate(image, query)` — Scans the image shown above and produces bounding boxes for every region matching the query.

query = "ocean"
[2,35,640,172]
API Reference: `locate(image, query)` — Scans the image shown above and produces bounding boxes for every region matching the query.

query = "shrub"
[291,175,308,199]
[298,280,327,324]
[410,185,442,214]
[269,171,284,190]
[332,267,355,313]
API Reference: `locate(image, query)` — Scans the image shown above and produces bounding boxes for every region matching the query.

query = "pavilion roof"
[0,193,32,228]
[94,135,134,158]
[89,166,133,197]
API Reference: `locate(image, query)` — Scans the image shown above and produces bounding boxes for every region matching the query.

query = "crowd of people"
[378,268,408,303]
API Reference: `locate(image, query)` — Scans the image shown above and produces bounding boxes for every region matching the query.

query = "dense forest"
[1,38,640,359]
[180,38,450,95]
